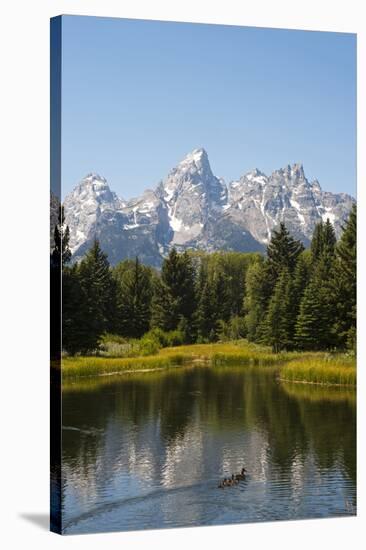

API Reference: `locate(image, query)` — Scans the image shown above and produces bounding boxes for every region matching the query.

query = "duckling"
[218,477,227,488]
[218,478,228,488]
[231,474,239,485]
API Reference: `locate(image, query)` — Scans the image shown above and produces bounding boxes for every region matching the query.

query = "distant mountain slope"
[64,148,355,266]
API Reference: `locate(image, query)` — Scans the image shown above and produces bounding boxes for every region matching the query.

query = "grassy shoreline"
[61,341,356,386]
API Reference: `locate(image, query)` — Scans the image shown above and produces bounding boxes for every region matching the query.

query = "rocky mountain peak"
[177,147,209,172]
[64,149,355,266]
[291,163,305,179]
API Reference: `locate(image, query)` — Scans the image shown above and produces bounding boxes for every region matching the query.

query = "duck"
[218,477,228,488]
[235,467,247,481]
[231,474,239,485]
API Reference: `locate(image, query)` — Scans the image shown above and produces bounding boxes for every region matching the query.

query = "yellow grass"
[61,341,356,387]
[280,355,356,386]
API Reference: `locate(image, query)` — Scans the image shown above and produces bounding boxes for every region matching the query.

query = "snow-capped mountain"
[63,148,355,266]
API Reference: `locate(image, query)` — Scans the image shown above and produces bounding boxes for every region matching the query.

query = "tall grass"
[280,355,356,386]
[61,340,356,387]
[62,353,185,379]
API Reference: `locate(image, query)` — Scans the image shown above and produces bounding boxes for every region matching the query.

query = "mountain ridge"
[63,148,355,266]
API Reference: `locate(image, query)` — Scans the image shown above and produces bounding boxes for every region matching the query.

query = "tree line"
[53,204,356,355]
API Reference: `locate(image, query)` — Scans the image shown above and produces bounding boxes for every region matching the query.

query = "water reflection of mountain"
[61,366,356,528]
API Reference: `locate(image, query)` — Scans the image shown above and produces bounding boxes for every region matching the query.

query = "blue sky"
[61,16,356,199]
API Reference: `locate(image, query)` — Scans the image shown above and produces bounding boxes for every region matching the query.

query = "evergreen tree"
[311,219,337,264]
[62,264,91,355]
[295,278,329,350]
[152,248,196,336]
[310,220,324,263]
[293,250,312,299]
[295,253,337,351]
[244,257,271,342]
[322,218,337,256]
[150,278,176,331]
[266,222,304,284]
[262,268,294,352]
[115,257,152,338]
[196,279,218,341]
[77,240,117,349]
[333,205,356,349]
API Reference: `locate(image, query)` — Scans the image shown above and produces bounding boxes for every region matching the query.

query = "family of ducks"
[218,467,247,488]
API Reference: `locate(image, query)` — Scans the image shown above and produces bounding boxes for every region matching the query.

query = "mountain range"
[61,148,355,267]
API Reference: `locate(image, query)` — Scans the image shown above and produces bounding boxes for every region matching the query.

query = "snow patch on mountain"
[63,150,355,266]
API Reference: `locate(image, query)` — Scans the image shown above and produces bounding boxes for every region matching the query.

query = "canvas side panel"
[50,15,62,535]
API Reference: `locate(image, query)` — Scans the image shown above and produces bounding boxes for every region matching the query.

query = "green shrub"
[166,330,185,346]
[218,316,246,341]
[143,328,169,347]
[100,333,128,345]
[138,335,161,356]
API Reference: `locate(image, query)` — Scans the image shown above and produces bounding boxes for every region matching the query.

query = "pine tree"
[293,250,312,300]
[243,257,271,342]
[322,218,337,256]
[76,240,117,350]
[196,279,218,341]
[295,278,328,350]
[294,251,338,351]
[150,278,176,331]
[310,218,337,265]
[115,257,152,338]
[152,248,197,335]
[262,268,294,352]
[266,222,304,286]
[311,219,336,264]
[62,264,92,355]
[310,220,324,263]
[333,205,356,349]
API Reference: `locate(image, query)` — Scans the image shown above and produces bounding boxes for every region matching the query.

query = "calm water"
[61,365,356,534]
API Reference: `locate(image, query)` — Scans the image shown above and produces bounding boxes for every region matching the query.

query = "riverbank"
[61,341,356,386]
[280,355,356,386]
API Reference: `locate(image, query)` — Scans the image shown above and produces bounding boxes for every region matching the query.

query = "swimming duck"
[218,477,228,488]
[235,467,247,480]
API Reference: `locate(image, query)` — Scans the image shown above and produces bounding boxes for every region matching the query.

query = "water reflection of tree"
[62,367,356,489]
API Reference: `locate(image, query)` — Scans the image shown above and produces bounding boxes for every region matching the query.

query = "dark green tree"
[333,205,357,349]
[150,277,176,331]
[294,253,338,351]
[152,249,196,337]
[262,268,294,352]
[62,264,91,355]
[244,257,271,342]
[76,239,117,349]
[266,222,304,284]
[114,257,153,338]
[196,279,218,341]
[310,220,324,263]
[322,218,337,256]
[295,278,328,350]
[311,219,337,264]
